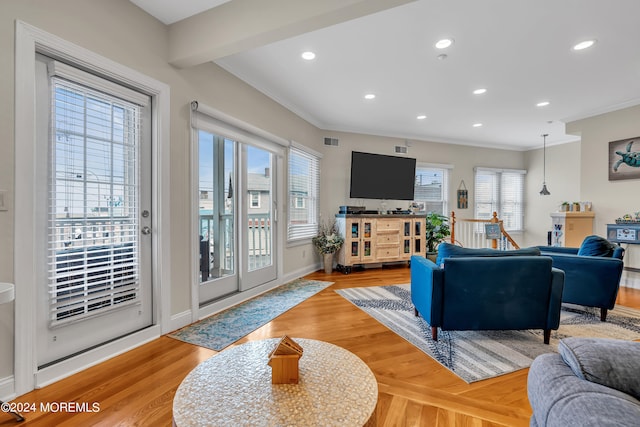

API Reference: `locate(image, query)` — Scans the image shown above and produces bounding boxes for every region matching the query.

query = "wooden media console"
[335,214,426,274]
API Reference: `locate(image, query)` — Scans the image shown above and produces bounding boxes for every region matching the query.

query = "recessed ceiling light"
[301,51,316,60]
[573,40,596,51]
[536,101,550,107]
[364,93,376,100]
[473,123,483,128]
[416,115,427,120]
[435,38,454,49]
[473,88,487,95]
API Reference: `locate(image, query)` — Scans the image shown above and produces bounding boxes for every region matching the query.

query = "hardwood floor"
[3,266,640,426]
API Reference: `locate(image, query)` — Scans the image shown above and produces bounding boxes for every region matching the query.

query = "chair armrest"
[544,252,623,274]
[547,267,565,329]
[559,337,640,400]
[410,255,443,326]
[543,252,624,308]
[537,246,579,255]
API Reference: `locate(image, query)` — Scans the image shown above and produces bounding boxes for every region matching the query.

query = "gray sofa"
[527,337,640,426]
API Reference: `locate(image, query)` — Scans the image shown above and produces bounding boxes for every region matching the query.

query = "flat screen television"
[350,151,416,200]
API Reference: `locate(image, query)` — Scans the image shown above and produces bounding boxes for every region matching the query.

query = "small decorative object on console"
[615,212,640,224]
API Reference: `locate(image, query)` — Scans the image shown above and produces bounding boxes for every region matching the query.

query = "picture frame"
[484,223,501,239]
[457,180,468,209]
[609,136,640,181]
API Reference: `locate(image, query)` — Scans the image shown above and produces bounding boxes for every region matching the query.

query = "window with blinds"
[49,75,142,326]
[414,165,449,215]
[474,167,525,231]
[288,145,320,242]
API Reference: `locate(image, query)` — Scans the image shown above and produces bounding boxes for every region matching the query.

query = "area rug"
[169,279,332,351]
[336,284,640,383]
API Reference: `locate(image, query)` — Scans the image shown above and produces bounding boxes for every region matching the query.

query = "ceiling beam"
[168,0,417,68]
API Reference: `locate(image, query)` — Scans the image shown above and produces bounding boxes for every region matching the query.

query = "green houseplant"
[312,221,344,273]
[425,212,451,261]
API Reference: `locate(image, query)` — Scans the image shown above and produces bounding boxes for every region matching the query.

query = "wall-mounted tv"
[350,151,416,200]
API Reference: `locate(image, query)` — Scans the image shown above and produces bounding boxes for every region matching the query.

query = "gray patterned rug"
[336,284,640,383]
[170,279,332,351]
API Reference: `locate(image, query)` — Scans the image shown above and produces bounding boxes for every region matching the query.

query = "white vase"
[323,253,333,274]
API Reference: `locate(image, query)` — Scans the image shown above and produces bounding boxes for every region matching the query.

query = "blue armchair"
[537,235,624,321]
[410,255,565,344]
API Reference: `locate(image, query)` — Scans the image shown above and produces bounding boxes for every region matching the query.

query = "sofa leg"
[431,326,438,341]
[600,308,608,322]
[414,307,419,317]
[543,329,551,344]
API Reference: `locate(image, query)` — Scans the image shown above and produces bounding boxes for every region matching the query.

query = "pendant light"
[539,133,551,195]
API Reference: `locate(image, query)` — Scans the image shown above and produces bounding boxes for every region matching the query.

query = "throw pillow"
[577,235,616,257]
[435,242,541,266]
[559,337,640,400]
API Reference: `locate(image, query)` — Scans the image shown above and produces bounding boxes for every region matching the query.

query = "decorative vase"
[323,253,333,274]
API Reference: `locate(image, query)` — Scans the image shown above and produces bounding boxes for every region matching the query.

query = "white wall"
[0,0,323,384]
[567,105,640,284]
[523,141,582,247]
[319,130,526,222]
[524,104,640,286]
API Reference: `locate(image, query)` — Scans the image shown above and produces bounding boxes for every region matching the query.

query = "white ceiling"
[129,0,232,25]
[132,0,640,151]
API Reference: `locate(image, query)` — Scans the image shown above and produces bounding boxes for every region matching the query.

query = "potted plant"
[312,220,344,273]
[425,212,450,262]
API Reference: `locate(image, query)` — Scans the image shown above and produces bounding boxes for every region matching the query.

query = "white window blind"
[288,144,320,242]
[48,75,143,326]
[474,168,525,231]
[414,165,449,215]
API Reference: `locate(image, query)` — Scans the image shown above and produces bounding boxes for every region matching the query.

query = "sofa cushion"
[559,337,640,400]
[577,235,617,257]
[435,242,541,266]
[528,352,640,427]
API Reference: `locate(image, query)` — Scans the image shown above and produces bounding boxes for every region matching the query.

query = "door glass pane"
[198,131,235,282]
[246,146,272,271]
[49,79,140,326]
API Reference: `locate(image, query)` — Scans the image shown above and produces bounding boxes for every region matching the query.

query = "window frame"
[413,163,451,216]
[287,142,321,243]
[250,191,261,208]
[473,167,526,232]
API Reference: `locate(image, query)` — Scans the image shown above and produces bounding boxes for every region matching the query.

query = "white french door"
[197,131,238,303]
[34,56,153,367]
[194,124,279,305]
[240,144,277,290]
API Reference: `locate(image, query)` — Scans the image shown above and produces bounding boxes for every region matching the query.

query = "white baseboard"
[35,325,160,389]
[280,263,323,284]
[622,269,640,290]
[0,376,15,402]
[169,310,193,332]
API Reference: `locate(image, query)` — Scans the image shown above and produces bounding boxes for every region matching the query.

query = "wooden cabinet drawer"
[376,233,400,245]
[376,220,400,232]
[376,246,400,260]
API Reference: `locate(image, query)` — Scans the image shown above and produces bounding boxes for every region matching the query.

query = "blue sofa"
[537,235,624,321]
[528,337,640,427]
[410,253,565,344]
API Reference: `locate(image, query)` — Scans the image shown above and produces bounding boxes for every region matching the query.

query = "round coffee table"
[173,338,378,426]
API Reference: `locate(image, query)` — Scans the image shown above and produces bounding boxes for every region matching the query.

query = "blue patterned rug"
[336,284,640,383]
[169,279,332,351]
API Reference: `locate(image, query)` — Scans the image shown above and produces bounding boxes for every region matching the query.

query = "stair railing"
[450,211,520,250]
